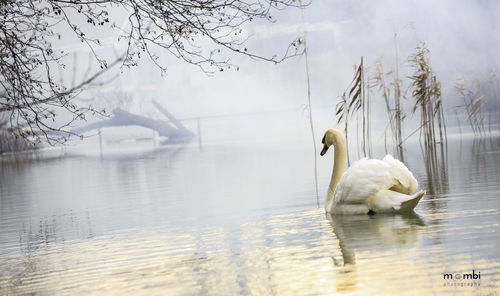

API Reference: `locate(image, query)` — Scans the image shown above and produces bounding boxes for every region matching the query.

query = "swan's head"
[320,129,344,156]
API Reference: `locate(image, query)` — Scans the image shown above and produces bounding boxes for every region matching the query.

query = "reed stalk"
[393,32,405,162]
[372,61,396,152]
[298,3,319,206]
[372,59,405,160]
[336,93,351,165]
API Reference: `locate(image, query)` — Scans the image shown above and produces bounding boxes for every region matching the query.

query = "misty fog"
[2,1,500,295]
[44,0,498,150]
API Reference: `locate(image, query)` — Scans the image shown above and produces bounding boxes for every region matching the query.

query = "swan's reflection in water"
[326,212,426,292]
[328,212,426,265]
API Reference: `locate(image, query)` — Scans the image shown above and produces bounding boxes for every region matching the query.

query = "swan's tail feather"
[368,189,425,213]
[398,190,426,212]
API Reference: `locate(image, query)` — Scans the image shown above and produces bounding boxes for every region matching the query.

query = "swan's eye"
[321,135,325,144]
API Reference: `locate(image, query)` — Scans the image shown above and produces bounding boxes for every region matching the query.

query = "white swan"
[320,129,425,214]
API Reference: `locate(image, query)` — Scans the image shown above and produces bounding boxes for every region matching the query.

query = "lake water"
[1,135,499,295]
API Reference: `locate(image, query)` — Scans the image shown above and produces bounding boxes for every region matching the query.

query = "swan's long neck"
[326,134,347,206]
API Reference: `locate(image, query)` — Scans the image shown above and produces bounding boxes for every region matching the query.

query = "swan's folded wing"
[382,155,418,194]
[334,158,397,204]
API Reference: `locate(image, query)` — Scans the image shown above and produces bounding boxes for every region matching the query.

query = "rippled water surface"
[1,138,499,295]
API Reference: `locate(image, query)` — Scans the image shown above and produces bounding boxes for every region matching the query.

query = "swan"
[320,129,425,214]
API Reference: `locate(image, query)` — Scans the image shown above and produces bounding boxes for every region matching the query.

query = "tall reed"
[298,5,320,207]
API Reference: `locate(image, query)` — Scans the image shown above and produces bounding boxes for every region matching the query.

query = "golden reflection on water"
[1,209,499,295]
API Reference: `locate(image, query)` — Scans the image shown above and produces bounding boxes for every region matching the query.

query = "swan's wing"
[333,155,418,205]
[382,155,418,194]
[334,158,396,204]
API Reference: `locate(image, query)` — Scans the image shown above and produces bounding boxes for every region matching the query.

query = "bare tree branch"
[0,0,307,146]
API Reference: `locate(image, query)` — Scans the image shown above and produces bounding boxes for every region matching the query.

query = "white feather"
[330,155,423,214]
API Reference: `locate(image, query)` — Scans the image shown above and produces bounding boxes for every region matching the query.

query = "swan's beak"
[320,144,329,156]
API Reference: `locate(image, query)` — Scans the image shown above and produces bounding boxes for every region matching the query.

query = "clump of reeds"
[408,42,448,191]
[455,76,487,138]
[336,43,450,194]
[454,69,500,141]
[485,69,500,135]
[335,57,372,164]
[371,60,405,161]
